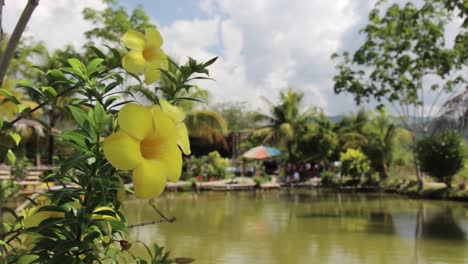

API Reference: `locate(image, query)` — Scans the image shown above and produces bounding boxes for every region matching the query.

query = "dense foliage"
[416,131,465,186]
[340,149,371,179]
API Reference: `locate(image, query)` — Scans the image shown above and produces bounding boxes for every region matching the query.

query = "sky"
[3,0,464,115]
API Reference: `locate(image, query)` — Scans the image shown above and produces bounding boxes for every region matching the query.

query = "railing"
[0,165,58,194]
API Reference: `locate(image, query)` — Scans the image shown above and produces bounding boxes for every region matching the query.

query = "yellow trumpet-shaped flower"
[121,27,168,85]
[102,103,189,198]
[159,99,191,155]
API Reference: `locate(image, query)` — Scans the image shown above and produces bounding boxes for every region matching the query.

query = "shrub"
[416,131,465,187]
[340,148,371,178]
[253,175,269,184]
[320,170,336,186]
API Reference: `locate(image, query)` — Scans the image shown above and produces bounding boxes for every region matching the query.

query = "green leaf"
[105,45,122,61]
[9,132,21,146]
[36,205,66,214]
[93,102,108,132]
[17,80,43,97]
[0,89,20,104]
[87,58,105,76]
[188,57,197,67]
[89,46,106,59]
[41,86,57,99]
[17,103,29,114]
[160,69,178,85]
[17,254,39,264]
[58,130,89,151]
[6,150,15,165]
[68,105,88,127]
[203,56,218,67]
[0,117,3,129]
[47,69,67,81]
[62,68,85,80]
[68,58,85,72]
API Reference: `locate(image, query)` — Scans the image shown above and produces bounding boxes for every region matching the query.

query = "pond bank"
[163,177,468,202]
[334,180,468,202]
[165,176,320,192]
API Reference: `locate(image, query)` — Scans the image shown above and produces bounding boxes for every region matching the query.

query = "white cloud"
[4,0,460,116]
[3,0,107,51]
[191,0,366,114]
[160,17,220,63]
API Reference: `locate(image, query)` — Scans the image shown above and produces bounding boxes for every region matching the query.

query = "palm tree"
[252,88,316,161]
[337,108,370,151]
[364,107,397,178]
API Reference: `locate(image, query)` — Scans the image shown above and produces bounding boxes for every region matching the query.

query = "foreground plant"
[0,25,215,263]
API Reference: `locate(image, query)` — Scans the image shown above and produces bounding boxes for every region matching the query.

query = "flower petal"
[0,101,19,121]
[122,30,146,50]
[145,27,163,47]
[157,143,182,182]
[144,66,161,85]
[122,50,146,74]
[102,131,143,170]
[133,159,167,198]
[176,123,191,155]
[151,106,177,142]
[118,103,153,140]
[23,100,43,119]
[160,99,185,122]
[158,50,169,70]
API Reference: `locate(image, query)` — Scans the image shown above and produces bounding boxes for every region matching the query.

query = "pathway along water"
[124,189,468,264]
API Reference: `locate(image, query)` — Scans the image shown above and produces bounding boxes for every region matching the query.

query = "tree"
[364,107,397,179]
[82,1,152,48]
[416,130,465,187]
[340,148,371,179]
[252,88,316,161]
[336,108,370,151]
[297,112,338,164]
[213,101,257,132]
[332,0,467,190]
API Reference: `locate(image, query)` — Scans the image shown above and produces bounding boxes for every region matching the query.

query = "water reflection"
[421,209,466,241]
[125,190,468,264]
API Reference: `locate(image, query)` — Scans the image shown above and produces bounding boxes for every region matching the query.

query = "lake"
[124,189,468,264]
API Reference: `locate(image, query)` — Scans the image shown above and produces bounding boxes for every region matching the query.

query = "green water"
[124,190,468,264]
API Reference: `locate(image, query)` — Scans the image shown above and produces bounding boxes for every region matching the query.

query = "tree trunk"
[47,114,57,165]
[379,160,389,179]
[413,149,424,192]
[410,133,424,192]
[35,132,41,166]
[0,0,39,81]
[287,141,294,162]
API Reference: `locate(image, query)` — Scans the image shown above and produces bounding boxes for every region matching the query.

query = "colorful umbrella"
[242,145,281,160]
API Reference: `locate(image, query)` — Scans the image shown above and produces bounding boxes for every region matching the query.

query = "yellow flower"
[121,27,168,85]
[102,103,189,198]
[22,100,44,119]
[0,78,22,122]
[159,99,191,155]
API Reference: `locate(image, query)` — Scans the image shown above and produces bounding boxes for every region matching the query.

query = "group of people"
[283,162,320,184]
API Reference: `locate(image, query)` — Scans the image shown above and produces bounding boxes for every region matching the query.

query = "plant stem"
[0,0,39,82]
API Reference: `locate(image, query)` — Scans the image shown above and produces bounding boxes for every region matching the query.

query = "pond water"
[124,189,468,264]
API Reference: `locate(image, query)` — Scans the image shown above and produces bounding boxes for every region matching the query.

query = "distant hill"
[327,115,344,123]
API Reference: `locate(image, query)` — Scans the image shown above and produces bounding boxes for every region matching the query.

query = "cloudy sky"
[3,0,463,115]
